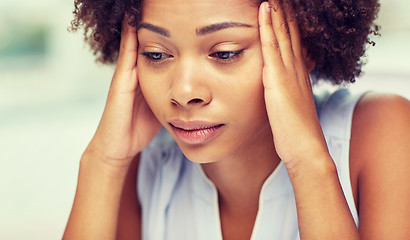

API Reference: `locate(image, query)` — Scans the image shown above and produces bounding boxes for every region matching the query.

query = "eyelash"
[140,50,244,65]
[209,50,244,63]
[140,52,173,64]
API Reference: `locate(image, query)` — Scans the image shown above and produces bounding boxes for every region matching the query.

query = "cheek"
[244,50,264,99]
[137,67,164,117]
[238,46,264,90]
[137,66,151,101]
[225,53,264,102]
[232,58,266,121]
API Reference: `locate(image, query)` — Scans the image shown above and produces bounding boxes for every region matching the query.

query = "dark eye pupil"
[152,53,163,59]
[217,52,231,59]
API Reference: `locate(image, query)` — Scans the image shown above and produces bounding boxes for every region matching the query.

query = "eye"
[209,50,244,63]
[140,52,173,63]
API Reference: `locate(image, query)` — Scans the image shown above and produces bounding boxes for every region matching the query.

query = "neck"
[201,125,280,211]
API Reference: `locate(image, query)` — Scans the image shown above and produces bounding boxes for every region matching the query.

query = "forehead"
[141,0,259,27]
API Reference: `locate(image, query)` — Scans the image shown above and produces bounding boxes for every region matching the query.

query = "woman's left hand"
[258,0,329,169]
[259,4,363,238]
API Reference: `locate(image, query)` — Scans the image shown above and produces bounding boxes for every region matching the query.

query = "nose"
[169,59,212,108]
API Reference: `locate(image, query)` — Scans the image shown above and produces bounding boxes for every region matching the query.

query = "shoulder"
[350,92,410,170]
[350,92,410,239]
[353,92,410,127]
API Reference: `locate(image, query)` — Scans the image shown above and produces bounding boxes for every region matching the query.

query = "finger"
[259,1,284,70]
[110,15,139,96]
[283,1,303,59]
[117,15,138,73]
[105,15,139,118]
[269,0,294,64]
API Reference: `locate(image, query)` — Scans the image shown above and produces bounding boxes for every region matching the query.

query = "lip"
[169,120,225,145]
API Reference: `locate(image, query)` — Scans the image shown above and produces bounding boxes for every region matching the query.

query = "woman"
[64,0,410,239]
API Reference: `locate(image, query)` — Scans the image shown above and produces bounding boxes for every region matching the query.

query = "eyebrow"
[137,23,171,38]
[196,22,254,36]
[137,21,254,38]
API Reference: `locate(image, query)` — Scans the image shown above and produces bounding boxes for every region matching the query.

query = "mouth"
[168,120,225,145]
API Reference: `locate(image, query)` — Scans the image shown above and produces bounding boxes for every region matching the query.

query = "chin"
[176,142,225,164]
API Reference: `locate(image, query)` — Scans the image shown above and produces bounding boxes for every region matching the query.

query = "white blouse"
[138,88,365,240]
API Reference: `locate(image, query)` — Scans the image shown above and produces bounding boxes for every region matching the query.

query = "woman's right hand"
[85,17,161,166]
[63,17,159,240]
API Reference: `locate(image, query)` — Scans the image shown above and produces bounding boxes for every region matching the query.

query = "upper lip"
[169,119,223,130]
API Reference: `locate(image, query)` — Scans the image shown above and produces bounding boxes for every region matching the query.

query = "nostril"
[188,98,204,104]
[171,99,179,106]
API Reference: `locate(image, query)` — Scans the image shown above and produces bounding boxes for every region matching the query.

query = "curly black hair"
[70,0,379,84]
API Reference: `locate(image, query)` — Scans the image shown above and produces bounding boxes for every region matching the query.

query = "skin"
[138,0,274,166]
[137,3,279,237]
[63,0,410,239]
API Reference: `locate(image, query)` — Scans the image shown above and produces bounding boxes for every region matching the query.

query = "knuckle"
[270,39,280,50]
[288,15,296,23]
[264,16,271,26]
[280,21,290,34]
[262,36,279,51]
[119,44,126,57]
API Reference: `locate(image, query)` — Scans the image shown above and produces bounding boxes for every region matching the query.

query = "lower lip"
[170,124,224,145]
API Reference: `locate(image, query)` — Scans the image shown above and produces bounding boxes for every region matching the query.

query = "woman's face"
[137,0,272,163]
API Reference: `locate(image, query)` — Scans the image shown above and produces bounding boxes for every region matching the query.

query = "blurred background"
[0,0,409,239]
